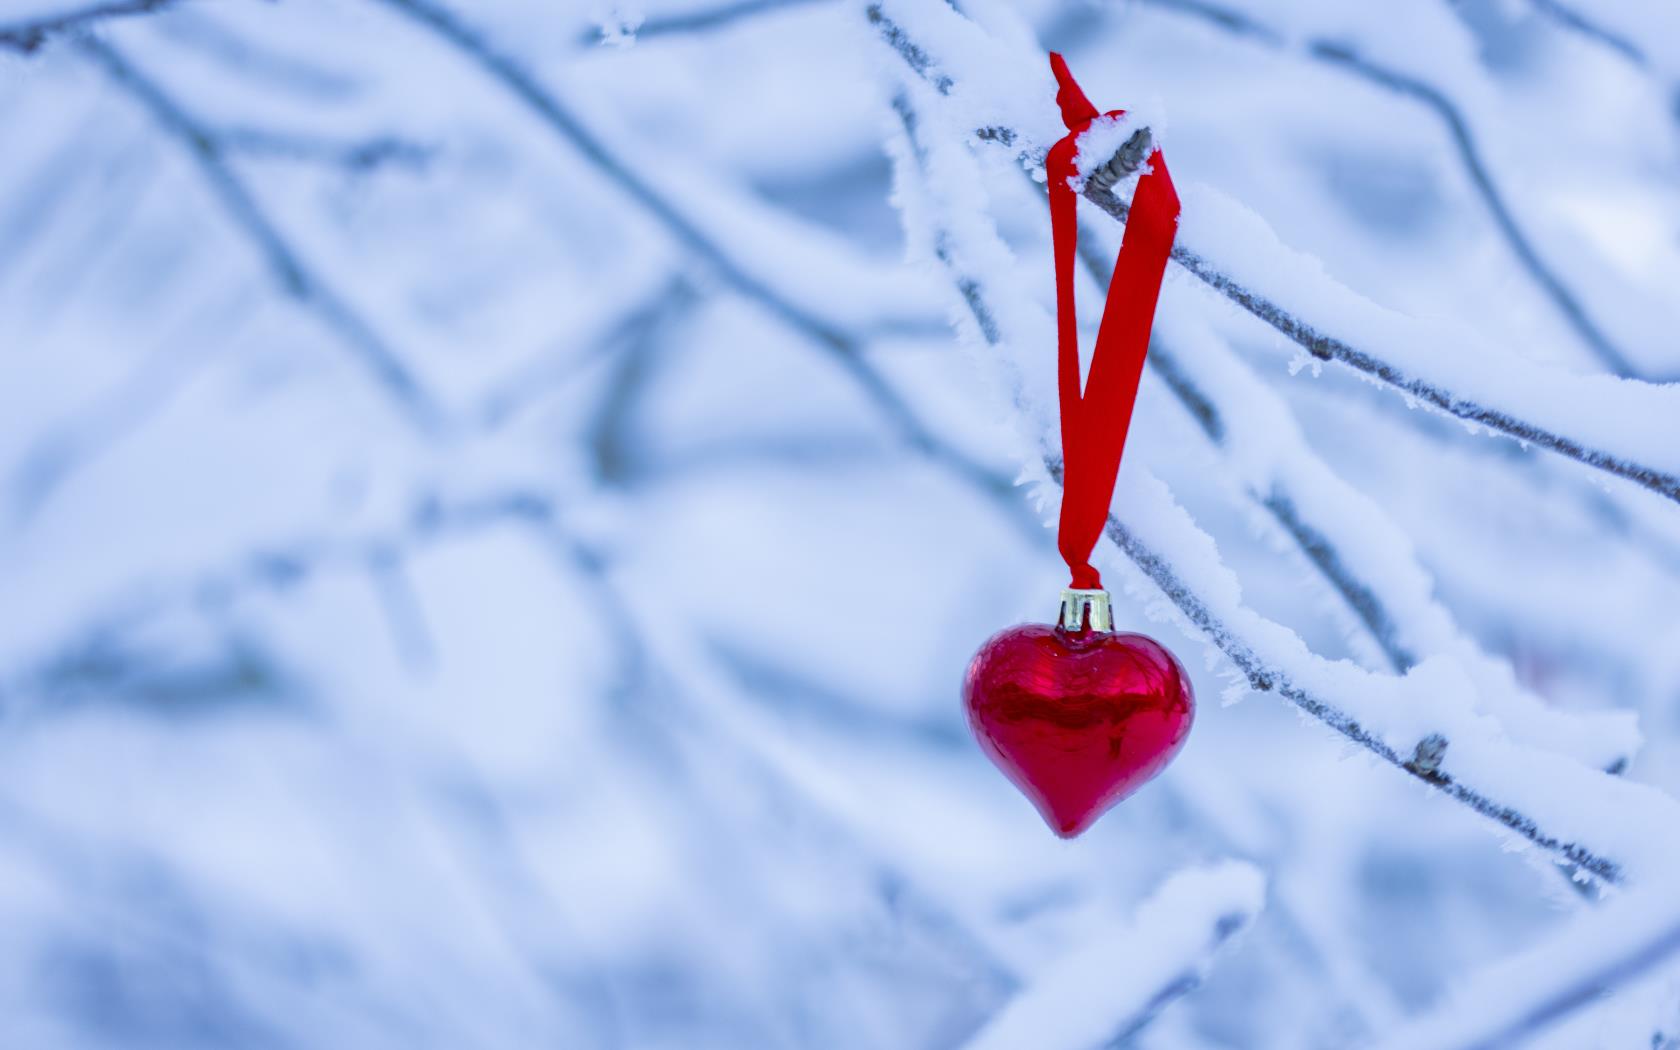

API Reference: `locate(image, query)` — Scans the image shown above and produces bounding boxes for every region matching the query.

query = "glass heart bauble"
[963,624,1193,837]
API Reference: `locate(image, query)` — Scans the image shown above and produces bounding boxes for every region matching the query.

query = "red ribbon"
[1047,53,1180,590]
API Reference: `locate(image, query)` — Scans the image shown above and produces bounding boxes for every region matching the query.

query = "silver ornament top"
[1058,588,1113,632]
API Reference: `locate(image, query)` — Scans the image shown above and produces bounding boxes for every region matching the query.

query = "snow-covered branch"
[582,0,832,44]
[1034,140,1641,775]
[0,0,178,52]
[75,35,445,432]
[1527,0,1649,69]
[8,477,1028,1005]
[888,81,1678,890]
[1372,882,1680,1050]
[1078,244,1637,774]
[900,82,1636,777]
[961,863,1264,1050]
[1089,496,1647,881]
[866,0,1680,509]
[366,0,1046,540]
[216,127,436,172]
[1134,0,1644,377]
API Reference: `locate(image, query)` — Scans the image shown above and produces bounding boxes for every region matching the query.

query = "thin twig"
[77,36,445,432]
[0,0,179,52]
[866,2,953,94]
[477,275,699,429]
[157,9,362,100]
[218,127,436,172]
[1523,0,1680,136]
[1526,0,1647,67]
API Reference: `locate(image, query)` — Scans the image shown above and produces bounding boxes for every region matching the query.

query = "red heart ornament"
[964,624,1194,837]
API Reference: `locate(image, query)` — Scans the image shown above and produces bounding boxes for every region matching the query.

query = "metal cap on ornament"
[1058,588,1113,632]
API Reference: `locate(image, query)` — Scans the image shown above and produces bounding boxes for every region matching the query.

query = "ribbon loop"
[1049,52,1099,129]
[1047,53,1180,591]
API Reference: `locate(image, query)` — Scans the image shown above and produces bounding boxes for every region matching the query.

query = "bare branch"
[0,0,180,53]
[76,35,446,433]
[866,1,1680,509]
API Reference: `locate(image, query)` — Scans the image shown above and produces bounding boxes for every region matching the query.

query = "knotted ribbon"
[1047,52,1180,589]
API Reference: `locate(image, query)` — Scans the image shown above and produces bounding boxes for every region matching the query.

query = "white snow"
[961,862,1264,1050]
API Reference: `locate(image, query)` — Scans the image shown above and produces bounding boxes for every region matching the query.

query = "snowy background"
[2,0,1680,1047]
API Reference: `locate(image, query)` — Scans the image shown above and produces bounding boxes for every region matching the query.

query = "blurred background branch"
[0,0,180,52]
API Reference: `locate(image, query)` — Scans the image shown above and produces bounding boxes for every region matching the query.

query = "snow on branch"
[216,127,436,172]
[1134,0,1644,378]
[1046,144,1639,773]
[961,862,1264,1050]
[370,0,848,351]
[366,0,1047,542]
[1082,250,1638,777]
[865,0,1680,510]
[579,0,831,45]
[886,82,1680,890]
[1311,41,1635,375]
[1527,0,1653,70]
[905,87,1638,781]
[0,0,178,52]
[1372,881,1680,1050]
[76,36,445,433]
[1,479,1027,1001]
